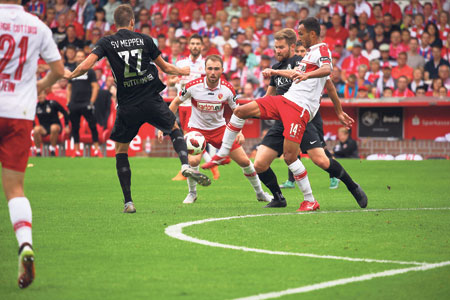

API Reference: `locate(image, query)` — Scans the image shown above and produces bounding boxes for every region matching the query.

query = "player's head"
[114,4,135,29]
[75,50,86,65]
[205,55,223,86]
[295,40,307,57]
[38,90,47,103]
[188,34,203,58]
[337,127,350,143]
[274,28,297,62]
[298,17,320,49]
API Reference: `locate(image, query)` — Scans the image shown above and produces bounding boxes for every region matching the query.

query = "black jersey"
[36,100,69,127]
[269,55,303,95]
[69,69,96,108]
[92,29,166,106]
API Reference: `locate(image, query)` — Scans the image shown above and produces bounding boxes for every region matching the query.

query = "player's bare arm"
[168,95,182,114]
[66,53,99,80]
[325,79,354,128]
[263,68,297,79]
[154,55,190,76]
[264,85,277,97]
[292,64,331,83]
[37,60,65,94]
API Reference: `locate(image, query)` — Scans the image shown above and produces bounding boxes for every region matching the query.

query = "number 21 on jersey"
[0,34,28,80]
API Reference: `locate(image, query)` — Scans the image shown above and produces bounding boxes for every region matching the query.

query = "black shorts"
[110,95,176,143]
[260,112,326,157]
[41,122,61,136]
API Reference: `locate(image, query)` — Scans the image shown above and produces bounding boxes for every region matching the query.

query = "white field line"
[234,261,450,300]
[165,207,450,266]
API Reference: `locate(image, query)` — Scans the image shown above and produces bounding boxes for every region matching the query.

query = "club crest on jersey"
[218,93,223,99]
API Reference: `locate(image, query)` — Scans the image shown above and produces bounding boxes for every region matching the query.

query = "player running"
[66,4,211,213]
[202,18,354,211]
[0,0,65,288]
[160,55,272,204]
[253,30,367,209]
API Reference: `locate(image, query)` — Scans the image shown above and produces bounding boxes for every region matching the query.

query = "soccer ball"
[184,131,206,155]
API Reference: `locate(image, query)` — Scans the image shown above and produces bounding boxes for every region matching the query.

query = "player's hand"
[157,130,164,143]
[262,68,273,78]
[63,69,72,80]
[180,66,190,76]
[64,127,71,134]
[236,132,245,145]
[338,112,355,129]
[292,71,309,83]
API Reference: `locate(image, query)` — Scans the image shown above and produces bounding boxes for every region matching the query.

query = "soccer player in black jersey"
[254,29,368,209]
[34,91,70,156]
[66,4,210,213]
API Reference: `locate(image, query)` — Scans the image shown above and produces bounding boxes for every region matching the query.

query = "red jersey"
[149,2,170,20]
[326,27,349,43]
[341,55,370,75]
[393,89,415,97]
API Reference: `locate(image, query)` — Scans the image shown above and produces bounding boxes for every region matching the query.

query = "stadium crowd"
[26,0,450,102]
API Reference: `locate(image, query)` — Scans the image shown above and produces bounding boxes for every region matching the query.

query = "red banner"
[404,107,450,140]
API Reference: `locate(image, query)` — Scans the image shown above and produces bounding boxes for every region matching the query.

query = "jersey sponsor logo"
[194,101,222,112]
[309,140,317,144]
[123,73,154,88]
[207,92,215,95]
[110,38,144,49]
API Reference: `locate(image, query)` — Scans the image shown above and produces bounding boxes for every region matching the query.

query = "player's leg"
[171,106,190,181]
[280,168,296,188]
[49,124,61,156]
[183,153,202,204]
[82,106,101,156]
[229,146,272,202]
[32,125,46,157]
[69,107,82,156]
[115,142,135,213]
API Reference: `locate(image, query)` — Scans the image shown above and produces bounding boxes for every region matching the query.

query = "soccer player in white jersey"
[0,0,65,288]
[202,18,354,211]
[160,55,272,204]
[172,34,221,181]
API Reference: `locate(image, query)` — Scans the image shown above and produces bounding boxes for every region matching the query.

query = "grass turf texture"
[0,158,449,299]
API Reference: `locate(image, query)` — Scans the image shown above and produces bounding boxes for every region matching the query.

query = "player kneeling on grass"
[159,55,272,204]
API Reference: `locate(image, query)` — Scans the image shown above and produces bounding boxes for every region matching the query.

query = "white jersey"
[180,77,237,130]
[0,4,61,121]
[175,55,205,106]
[283,42,332,120]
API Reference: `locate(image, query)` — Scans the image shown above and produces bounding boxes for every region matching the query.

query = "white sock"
[288,160,315,202]
[187,165,199,194]
[202,150,211,162]
[8,197,33,247]
[49,145,55,152]
[35,148,41,154]
[217,114,245,157]
[242,162,264,194]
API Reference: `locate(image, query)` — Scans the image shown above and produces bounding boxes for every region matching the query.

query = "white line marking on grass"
[164,207,450,299]
[234,261,450,300]
[165,208,450,266]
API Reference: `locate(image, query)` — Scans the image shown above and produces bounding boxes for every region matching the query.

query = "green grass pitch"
[1,157,449,299]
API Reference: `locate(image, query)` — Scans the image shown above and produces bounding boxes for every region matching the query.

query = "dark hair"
[410,37,419,43]
[425,22,440,41]
[349,24,358,31]
[114,4,134,28]
[94,7,105,21]
[274,28,297,46]
[189,33,203,43]
[299,17,320,36]
[205,54,223,67]
[296,40,303,47]
[157,34,166,39]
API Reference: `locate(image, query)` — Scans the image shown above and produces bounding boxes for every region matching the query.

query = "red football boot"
[201,155,231,169]
[296,200,320,212]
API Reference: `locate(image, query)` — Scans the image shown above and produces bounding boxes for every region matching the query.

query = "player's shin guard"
[242,162,264,194]
[116,153,132,203]
[217,114,245,157]
[325,159,358,190]
[170,129,189,165]
[187,165,199,194]
[8,197,32,247]
[257,168,283,201]
[288,159,314,202]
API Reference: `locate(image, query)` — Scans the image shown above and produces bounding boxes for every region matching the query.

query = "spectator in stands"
[345,25,360,51]
[165,7,182,29]
[357,12,374,42]
[225,0,241,21]
[191,8,206,32]
[239,82,255,100]
[244,26,257,48]
[426,23,443,48]
[410,13,425,39]
[340,74,358,99]
[427,78,444,96]
[357,64,370,87]
[103,0,120,25]
[415,86,427,96]
[331,67,345,95]
[407,38,426,69]
[201,36,220,57]
[379,43,397,67]
[173,0,198,20]
[333,39,349,68]
[393,76,415,97]
[198,13,221,39]
[215,10,229,32]
[214,25,237,54]
[438,65,450,89]
[404,0,424,16]
[356,85,369,98]
[64,45,77,71]
[242,41,259,70]
[150,12,168,38]
[149,0,170,20]
[389,30,408,59]
[392,52,413,81]
[175,16,195,38]
[66,9,85,40]
[401,14,413,31]
[58,25,84,50]
[255,35,274,59]
[230,72,242,95]
[52,14,67,45]
[71,0,95,28]
[383,87,393,97]
[239,6,256,30]
[438,86,449,97]
[254,17,273,42]
[229,16,244,39]
[44,7,57,29]
[375,62,396,97]
[362,39,380,61]
[343,3,358,30]
[420,32,433,61]
[249,0,271,19]
[328,0,344,17]
[365,59,382,84]
[383,13,401,39]
[200,0,223,17]
[369,4,384,26]
[425,46,450,80]
[341,41,369,80]
[373,23,389,49]
[136,8,152,32]
[157,34,170,58]
[295,41,307,57]
[222,43,237,78]
[381,0,402,25]
[437,11,450,41]
[86,8,110,41]
[333,127,359,159]
[410,68,427,92]
[317,6,332,28]
[166,39,183,65]
[401,29,411,49]
[54,0,69,20]
[355,0,372,18]
[423,2,437,24]
[301,0,319,18]
[326,14,349,43]
[128,0,141,16]
[254,76,271,98]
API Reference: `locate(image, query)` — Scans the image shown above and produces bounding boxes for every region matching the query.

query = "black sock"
[324,149,333,178]
[288,169,294,182]
[325,159,358,190]
[116,153,132,203]
[258,168,284,201]
[170,129,189,165]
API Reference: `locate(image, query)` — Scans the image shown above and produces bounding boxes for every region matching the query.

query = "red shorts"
[256,95,310,144]
[188,125,241,152]
[0,118,33,172]
[179,106,192,131]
